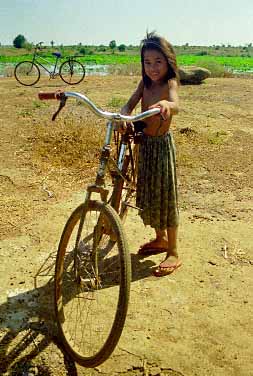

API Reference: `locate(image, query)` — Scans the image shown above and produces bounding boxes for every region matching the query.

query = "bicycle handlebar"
[39,92,58,100]
[38,91,161,122]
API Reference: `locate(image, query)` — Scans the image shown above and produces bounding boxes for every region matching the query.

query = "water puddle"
[0,62,110,77]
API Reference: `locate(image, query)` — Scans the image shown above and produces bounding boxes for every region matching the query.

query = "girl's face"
[143,49,168,83]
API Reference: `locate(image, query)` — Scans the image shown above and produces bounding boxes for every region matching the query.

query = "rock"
[179,66,211,84]
[149,366,162,375]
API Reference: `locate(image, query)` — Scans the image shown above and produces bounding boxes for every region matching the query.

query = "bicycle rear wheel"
[59,59,85,85]
[54,200,131,367]
[110,144,139,221]
[14,61,40,86]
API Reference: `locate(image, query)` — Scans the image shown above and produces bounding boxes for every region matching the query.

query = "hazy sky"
[1,0,253,46]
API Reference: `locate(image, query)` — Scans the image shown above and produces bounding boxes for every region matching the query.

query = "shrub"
[24,42,33,51]
[79,47,86,55]
[196,59,232,77]
[97,45,107,52]
[118,44,126,52]
[108,63,141,76]
[195,51,208,56]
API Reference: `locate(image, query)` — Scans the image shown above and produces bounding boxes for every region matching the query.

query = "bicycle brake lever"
[52,94,67,121]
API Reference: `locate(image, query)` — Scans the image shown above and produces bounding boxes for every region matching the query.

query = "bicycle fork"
[74,121,117,269]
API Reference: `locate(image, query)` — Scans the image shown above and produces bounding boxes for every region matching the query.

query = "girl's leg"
[166,226,178,254]
[153,226,182,276]
[138,228,168,254]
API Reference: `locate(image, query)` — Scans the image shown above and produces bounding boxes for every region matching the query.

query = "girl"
[120,32,181,277]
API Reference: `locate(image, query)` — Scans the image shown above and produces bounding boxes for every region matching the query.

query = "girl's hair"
[140,31,179,88]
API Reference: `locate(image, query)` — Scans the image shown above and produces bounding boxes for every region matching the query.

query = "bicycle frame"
[31,47,61,76]
[34,55,60,76]
[85,120,127,203]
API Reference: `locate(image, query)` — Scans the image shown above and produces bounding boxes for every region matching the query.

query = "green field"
[178,55,253,72]
[0,46,253,75]
[0,53,252,72]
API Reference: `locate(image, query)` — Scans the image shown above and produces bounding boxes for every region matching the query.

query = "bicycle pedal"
[123,202,142,211]
[79,276,101,290]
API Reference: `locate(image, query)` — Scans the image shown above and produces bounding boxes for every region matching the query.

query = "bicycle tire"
[54,200,131,367]
[59,59,85,85]
[14,61,40,86]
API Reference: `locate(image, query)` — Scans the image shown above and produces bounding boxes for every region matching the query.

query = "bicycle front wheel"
[55,200,131,367]
[59,59,85,85]
[14,61,40,86]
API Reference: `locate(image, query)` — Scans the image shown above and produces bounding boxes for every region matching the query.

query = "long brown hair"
[140,31,179,88]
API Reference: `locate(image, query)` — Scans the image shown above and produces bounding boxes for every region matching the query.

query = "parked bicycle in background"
[14,42,85,86]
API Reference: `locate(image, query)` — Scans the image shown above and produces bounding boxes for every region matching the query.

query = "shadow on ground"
[0,249,158,375]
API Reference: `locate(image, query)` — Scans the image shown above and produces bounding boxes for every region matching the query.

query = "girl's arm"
[115,80,143,133]
[121,80,143,115]
[149,79,179,119]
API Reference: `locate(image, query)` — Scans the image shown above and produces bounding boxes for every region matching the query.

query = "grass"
[177,55,253,73]
[1,52,253,74]
[106,96,127,109]
[29,113,105,179]
[108,63,141,76]
[195,60,232,77]
[207,131,228,145]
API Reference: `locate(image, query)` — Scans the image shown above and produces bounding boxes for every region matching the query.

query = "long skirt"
[136,131,179,230]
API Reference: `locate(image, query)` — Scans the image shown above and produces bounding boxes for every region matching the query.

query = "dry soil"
[0,75,252,376]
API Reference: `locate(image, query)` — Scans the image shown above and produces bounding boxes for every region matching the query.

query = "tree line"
[6,34,253,58]
[12,34,126,53]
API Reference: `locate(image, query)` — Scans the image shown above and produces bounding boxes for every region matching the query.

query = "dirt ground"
[0,75,252,376]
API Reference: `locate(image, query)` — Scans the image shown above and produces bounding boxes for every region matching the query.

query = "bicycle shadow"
[14,82,70,89]
[0,248,154,374]
[130,252,157,281]
[0,251,78,375]
[33,81,84,89]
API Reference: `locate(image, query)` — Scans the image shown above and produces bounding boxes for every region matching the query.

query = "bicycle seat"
[52,52,61,58]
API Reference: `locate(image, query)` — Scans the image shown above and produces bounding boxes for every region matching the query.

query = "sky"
[0,0,253,46]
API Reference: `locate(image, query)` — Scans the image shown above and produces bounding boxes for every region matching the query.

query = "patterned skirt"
[136,131,179,230]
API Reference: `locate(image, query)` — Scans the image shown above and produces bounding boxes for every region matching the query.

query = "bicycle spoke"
[59,60,85,85]
[14,61,40,86]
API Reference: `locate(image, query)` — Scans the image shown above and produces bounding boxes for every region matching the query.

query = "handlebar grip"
[38,91,62,100]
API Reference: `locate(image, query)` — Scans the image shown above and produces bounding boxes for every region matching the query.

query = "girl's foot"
[153,250,182,277]
[138,239,168,255]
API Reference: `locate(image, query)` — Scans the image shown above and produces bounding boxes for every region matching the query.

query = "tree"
[109,40,116,53]
[50,40,55,48]
[13,34,27,48]
[118,44,126,52]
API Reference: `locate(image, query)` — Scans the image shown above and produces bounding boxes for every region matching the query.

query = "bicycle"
[38,90,160,367]
[14,42,85,86]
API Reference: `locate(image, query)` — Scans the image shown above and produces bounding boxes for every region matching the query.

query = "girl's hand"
[149,100,171,120]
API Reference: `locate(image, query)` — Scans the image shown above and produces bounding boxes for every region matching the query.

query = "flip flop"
[153,260,182,277]
[138,244,167,256]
